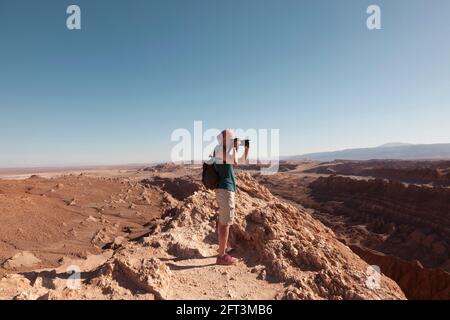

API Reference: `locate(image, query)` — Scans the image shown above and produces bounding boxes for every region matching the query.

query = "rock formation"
[0,172,405,300]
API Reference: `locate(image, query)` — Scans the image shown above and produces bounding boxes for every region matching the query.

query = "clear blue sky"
[1,0,450,167]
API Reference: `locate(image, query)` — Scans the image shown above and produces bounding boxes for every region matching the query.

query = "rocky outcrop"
[0,173,405,300]
[351,245,450,300]
[139,163,184,173]
[304,175,450,299]
[229,173,404,299]
[306,160,450,186]
[101,248,172,299]
[2,252,42,270]
[143,172,405,299]
[142,177,202,201]
[309,176,450,265]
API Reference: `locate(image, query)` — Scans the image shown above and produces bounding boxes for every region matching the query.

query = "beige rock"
[2,251,42,270]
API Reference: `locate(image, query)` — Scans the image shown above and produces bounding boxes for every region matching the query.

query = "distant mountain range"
[286,143,450,161]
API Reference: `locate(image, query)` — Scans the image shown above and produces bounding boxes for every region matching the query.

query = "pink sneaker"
[216,254,237,265]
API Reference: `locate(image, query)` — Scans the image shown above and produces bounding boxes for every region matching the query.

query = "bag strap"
[222,131,227,165]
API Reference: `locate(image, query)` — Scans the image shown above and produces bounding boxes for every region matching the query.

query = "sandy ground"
[166,257,283,299]
[0,169,164,270]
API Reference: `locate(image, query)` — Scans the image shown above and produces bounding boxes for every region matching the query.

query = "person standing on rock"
[213,129,249,265]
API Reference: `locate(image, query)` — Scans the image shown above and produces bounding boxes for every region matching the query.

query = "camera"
[234,138,250,149]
